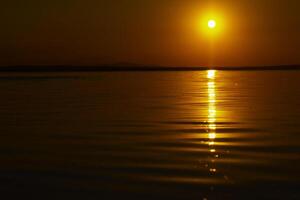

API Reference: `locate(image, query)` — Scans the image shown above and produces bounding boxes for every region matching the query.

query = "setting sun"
[196,11,225,38]
[208,20,216,29]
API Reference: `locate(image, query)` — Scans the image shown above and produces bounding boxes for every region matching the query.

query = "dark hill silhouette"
[0,65,299,72]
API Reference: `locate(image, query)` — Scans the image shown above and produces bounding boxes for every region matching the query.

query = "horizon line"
[0,65,300,72]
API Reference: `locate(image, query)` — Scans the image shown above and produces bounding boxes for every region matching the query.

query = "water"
[0,70,299,199]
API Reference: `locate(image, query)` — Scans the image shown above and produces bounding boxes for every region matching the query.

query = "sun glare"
[208,20,216,29]
[194,9,226,37]
[207,70,216,79]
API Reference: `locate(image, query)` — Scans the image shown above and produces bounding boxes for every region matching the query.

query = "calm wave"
[0,71,299,199]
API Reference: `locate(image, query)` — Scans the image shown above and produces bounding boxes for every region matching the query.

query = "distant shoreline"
[0,65,299,72]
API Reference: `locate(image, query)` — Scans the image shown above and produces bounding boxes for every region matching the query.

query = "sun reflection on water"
[207,70,218,174]
[207,70,216,79]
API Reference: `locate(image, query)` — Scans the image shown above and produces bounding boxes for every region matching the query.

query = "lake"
[0,70,299,199]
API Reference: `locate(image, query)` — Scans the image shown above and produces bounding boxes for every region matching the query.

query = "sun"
[208,20,216,29]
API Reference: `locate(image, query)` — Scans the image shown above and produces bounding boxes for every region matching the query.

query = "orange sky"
[1,0,300,66]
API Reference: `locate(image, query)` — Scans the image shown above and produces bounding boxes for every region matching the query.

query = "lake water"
[0,70,299,199]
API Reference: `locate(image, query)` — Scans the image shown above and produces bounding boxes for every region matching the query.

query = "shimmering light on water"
[206,70,219,182]
[0,71,299,199]
[207,70,216,79]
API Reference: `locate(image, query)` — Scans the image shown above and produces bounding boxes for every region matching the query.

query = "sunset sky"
[1,0,300,67]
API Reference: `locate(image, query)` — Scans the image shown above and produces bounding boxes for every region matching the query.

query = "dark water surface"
[0,71,299,199]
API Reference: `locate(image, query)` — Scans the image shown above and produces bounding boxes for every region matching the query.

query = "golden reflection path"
[207,70,218,174]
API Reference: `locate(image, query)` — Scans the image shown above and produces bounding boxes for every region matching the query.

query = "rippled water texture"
[0,71,299,199]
